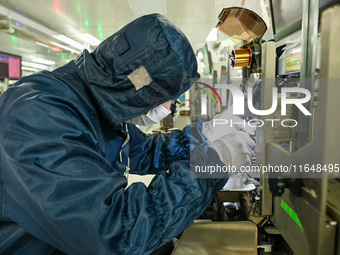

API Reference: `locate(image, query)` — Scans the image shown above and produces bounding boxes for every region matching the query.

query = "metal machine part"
[184,3,339,255]
[276,40,320,77]
[277,44,303,76]
[229,38,262,95]
[327,179,340,255]
[297,0,319,149]
[216,7,267,47]
[255,41,276,217]
[230,48,252,68]
[172,221,258,255]
[256,5,340,255]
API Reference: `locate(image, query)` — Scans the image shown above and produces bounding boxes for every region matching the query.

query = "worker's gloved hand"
[202,106,254,143]
[210,131,255,169]
[200,107,256,172]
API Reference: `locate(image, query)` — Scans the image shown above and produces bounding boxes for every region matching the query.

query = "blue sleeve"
[126,119,209,174]
[1,99,228,255]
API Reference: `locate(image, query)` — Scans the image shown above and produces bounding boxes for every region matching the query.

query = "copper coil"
[230,48,252,68]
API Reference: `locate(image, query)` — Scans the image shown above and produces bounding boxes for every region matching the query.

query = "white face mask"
[126,104,171,126]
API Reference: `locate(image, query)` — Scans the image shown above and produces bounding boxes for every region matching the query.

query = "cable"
[197,82,223,106]
[198,87,217,106]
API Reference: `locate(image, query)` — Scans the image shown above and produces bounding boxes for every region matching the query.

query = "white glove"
[210,131,255,169]
[202,106,255,143]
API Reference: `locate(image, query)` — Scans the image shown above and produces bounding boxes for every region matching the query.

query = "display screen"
[0,52,22,80]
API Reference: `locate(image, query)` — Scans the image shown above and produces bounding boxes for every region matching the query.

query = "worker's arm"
[126,120,209,175]
[1,98,227,255]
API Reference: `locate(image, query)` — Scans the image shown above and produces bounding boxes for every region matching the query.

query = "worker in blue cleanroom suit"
[0,14,254,255]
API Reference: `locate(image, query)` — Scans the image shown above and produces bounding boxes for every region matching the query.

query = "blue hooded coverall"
[0,14,228,254]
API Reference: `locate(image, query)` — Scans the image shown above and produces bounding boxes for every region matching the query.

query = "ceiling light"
[50,42,81,54]
[22,67,38,72]
[22,61,49,70]
[76,33,101,46]
[0,5,84,54]
[0,5,56,36]
[53,35,85,50]
[32,58,56,65]
[34,41,51,48]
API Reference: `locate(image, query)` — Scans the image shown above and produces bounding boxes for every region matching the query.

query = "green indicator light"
[11,35,18,45]
[60,53,67,60]
[84,19,89,27]
[97,24,103,39]
[281,199,304,231]
[76,4,80,11]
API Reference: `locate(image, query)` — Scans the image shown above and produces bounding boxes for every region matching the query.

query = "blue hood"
[0,14,227,255]
[74,13,197,129]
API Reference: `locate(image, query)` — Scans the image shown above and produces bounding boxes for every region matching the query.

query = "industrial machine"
[174,1,340,254]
